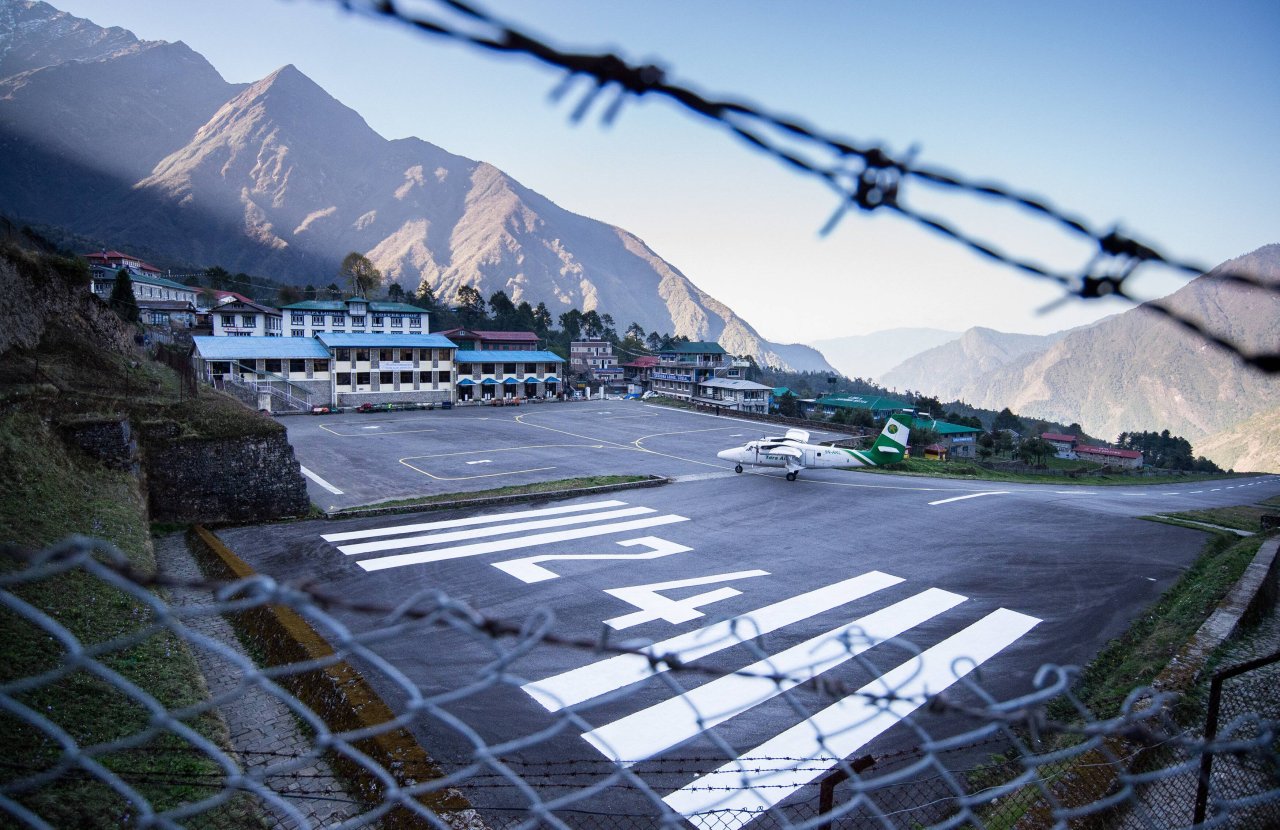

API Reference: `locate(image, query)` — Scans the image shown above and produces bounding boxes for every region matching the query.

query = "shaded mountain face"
[880,327,1067,400]
[881,245,1280,469]
[0,1,835,372]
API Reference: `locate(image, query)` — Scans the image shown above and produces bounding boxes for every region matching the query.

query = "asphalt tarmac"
[218,403,1280,826]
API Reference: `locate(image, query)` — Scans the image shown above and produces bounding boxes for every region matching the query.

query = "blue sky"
[54,0,1279,343]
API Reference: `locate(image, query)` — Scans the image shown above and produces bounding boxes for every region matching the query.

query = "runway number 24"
[492,536,769,631]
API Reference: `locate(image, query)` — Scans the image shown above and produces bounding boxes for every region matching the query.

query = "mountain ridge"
[0,1,834,371]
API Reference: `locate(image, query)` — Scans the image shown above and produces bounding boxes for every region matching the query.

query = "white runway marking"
[663,608,1041,828]
[323,499,629,543]
[465,459,493,465]
[358,514,690,572]
[299,466,343,495]
[523,571,903,712]
[338,506,658,556]
[583,588,966,765]
[493,537,692,584]
[928,491,1008,506]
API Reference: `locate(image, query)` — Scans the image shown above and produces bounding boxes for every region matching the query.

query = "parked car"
[623,393,641,400]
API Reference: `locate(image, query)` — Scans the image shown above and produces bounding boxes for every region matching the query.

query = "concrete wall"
[335,388,451,407]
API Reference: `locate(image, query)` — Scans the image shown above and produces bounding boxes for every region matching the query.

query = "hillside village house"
[650,342,733,401]
[620,355,658,392]
[570,340,621,378]
[913,418,984,459]
[435,329,540,351]
[280,298,428,338]
[694,378,773,414]
[1039,432,1144,469]
[454,349,566,402]
[87,250,200,324]
[211,298,283,337]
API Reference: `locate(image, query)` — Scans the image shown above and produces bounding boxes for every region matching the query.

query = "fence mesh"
[2,536,1277,829]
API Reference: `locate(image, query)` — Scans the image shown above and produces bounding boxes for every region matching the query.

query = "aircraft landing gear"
[734,464,743,474]
[786,471,798,481]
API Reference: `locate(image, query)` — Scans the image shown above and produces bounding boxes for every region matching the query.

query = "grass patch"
[1156,505,1275,533]
[0,410,265,826]
[853,457,1241,486]
[1055,529,1263,720]
[352,474,654,512]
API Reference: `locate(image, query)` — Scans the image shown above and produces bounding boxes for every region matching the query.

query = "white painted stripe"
[338,506,655,555]
[584,588,966,765]
[664,608,1041,828]
[323,499,630,542]
[299,466,343,495]
[522,571,903,712]
[358,514,689,572]
[927,491,1008,506]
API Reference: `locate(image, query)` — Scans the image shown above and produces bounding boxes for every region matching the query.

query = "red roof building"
[1076,444,1144,469]
[435,328,539,350]
[83,250,162,275]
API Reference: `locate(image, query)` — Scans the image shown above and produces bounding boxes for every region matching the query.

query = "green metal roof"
[772,387,794,397]
[659,341,727,355]
[281,299,425,313]
[813,394,911,410]
[914,418,984,435]
[97,269,197,293]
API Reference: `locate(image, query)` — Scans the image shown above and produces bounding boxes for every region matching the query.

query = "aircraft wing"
[763,445,802,459]
[784,428,811,444]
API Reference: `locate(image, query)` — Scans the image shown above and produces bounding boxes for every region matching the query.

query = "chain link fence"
[2,536,1277,829]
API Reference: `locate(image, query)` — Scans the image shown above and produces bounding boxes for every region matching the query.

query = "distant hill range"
[811,328,960,382]
[880,245,1280,471]
[0,1,834,372]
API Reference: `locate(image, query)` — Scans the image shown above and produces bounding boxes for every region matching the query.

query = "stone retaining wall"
[144,430,310,522]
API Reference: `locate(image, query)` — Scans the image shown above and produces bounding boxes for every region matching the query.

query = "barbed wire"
[4,537,1278,829]
[335,0,1279,374]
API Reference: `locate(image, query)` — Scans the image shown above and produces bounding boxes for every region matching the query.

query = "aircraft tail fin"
[867,415,910,465]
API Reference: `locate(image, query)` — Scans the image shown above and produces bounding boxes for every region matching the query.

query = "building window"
[356,372,370,386]
[525,363,537,374]
[313,360,329,373]
[352,316,366,327]
[267,317,280,331]
[390,315,403,327]
[372,315,385,326]
[264,359,282,373]
[336,373,351,388]
[379,371,393,386]
[399,371,413,385]
[221,314,236,328]
[482,363,495,374]
[291,329,304,337]
[335,349,349,362]
[332,314,345,326]
[379,349,394,362]
[242,314,257,327]
[355,349,369,363]
[289,359,306,374]
[291,312,304,325]
[310,313,325,325]
[458,363,471,375]
[409,316,421,328]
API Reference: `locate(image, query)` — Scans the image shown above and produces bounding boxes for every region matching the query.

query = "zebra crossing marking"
[663,608,1041,829]
[522,571,903,712]
[322,499,630,543]
[582,587,966,765]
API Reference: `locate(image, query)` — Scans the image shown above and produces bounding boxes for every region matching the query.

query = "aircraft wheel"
[786,471,798,481]
[734,465,743,474]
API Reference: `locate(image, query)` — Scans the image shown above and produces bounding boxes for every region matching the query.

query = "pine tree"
[108,268,140,323]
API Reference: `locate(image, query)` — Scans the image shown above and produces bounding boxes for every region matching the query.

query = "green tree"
[303,284,318,301]
[645,332,663,351]
[108,268,140,323]
[625,322,646,341]
[915,395,943,418]
[559,309,583,340]
[1018,437,1054,465]
[532,302,553,335]
[326,282,342,300]
[386,283,406,303]
[580,310,603,339]
[277,285,303,306]
[205,265,230,291]
[456,285,487,327]
[339,251,382,298]
[515,301,537,332]
[993,407,1024,432]
[776,391,800,417]
[488,290,517,327]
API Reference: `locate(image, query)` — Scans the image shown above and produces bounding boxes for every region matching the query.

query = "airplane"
[716,415,911,480]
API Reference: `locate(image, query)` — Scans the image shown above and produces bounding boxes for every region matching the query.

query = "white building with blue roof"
[454,349,566,402]
[192,332,459,410]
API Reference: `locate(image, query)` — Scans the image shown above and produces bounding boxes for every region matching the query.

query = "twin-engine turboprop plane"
[716,415,911,480]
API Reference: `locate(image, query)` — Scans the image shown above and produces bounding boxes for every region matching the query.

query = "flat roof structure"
[316,333,457,349]
[454,350,565,363]
[192,336,330,359]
